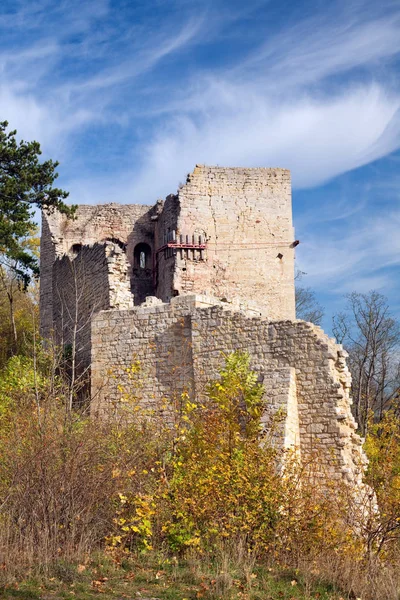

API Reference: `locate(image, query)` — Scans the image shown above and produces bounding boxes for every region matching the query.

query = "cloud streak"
[241,10,400,88]
[143,84,399,195]
[123,0,400,199]
[297,207,400,293]
[2,0,399,185]
[1,0,400,318]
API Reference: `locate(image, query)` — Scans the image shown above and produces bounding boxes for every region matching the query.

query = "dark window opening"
[132,243,154,305]
[71,243,82,256]
[134,243,151,270]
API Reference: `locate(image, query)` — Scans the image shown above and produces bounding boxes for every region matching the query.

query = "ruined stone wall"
[91,295,365,488]
[190,308,365,486]
[41,165,297,333]
[91,296,197,417]
[154,194,180,302]
[53,244,111,379]
[53,242,133,382]
[106,243,135,311]
[40,204,156,334]
[39,165,366,492]
[155,165,296,319]
[261,367,300,454]
[91,294,265,417]
[40,213,57,338]
[44,203,154,256]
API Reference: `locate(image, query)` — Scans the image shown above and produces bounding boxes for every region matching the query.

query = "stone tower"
[40,165,296,339]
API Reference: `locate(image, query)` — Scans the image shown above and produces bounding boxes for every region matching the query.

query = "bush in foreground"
[0,351,399,599]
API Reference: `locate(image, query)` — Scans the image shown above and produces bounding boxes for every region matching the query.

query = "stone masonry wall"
[53,244,111,382]
[190,307,365,486]
[53,242,133,384]
[39,213,57,338]
[40,204,156,335]
[154,194,180,302]
[39,165,367,494]
[106,243,134,311]
[91,296,196,417]
[261,367,300,454]
[91,295,365,488]
[91,294,264,417]
[40,165,297,335]
[44,203,154,256]
[154,165,296,319]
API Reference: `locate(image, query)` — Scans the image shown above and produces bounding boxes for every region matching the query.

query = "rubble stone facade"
[40,164,367,490]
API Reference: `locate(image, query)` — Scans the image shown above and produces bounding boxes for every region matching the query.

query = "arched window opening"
[134,243,151,270]
[132,242,154,305]
[103,238,126,251]
[70,243,82,256]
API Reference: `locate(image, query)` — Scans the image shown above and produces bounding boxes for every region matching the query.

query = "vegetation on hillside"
[1,123,400,598]
[0,253,399,599]
[0,319,399,598]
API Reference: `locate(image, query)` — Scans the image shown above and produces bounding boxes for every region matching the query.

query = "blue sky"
[1,0,400,330]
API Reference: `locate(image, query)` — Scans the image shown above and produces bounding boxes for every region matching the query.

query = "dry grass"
[296,549,400,600]
[0,401,161,579]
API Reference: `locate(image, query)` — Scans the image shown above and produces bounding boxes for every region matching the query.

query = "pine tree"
[0,120,74,286]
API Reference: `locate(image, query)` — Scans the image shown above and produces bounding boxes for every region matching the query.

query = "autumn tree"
[0,226,40,355]
[364,407,400,555]
[0,120,73,288]
[333,291,400,434]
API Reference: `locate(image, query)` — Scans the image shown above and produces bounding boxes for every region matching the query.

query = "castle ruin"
[40,165,367,490]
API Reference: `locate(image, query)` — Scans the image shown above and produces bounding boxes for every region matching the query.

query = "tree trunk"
[8,292,17,352]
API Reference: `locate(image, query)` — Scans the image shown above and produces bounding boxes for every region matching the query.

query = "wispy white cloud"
[63,15,206,93]
[297,208,400,293]
[295,198,366,229]
[118,0,400,199]
[1,0,400,317]
[240,9,400,88]
[0,0,110,34]
[0,82,98,154]
[1,0,400,201]
[0,0,215,158]
[122,83,400,201]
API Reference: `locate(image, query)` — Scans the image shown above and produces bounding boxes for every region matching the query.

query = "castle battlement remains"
[40,165,367,490]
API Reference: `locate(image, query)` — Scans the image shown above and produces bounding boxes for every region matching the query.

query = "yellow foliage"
[151,352,363,560]
[364,407,400,556]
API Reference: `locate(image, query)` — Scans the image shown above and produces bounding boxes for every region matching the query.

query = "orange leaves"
[91,576,109,593]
